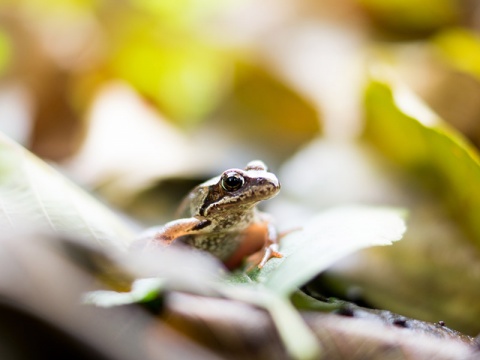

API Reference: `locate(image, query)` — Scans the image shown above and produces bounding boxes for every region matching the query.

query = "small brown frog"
[141,160,282,269]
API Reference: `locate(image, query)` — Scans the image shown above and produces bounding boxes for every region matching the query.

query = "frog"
[139,160,283,270]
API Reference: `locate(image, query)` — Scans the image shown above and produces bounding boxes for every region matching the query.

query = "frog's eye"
[221,172,244,192]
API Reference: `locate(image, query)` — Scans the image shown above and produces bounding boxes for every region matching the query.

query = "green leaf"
[290,291,341,312]
[364,74,480,246]
[0,132,133,249]
[244,206,406,296]
[83,278,165,307]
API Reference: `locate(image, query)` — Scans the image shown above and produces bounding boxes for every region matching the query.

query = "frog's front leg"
[149,218,211,248]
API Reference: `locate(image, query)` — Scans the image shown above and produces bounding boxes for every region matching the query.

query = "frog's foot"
[258,243,283,268]
[246,227,300,268]
[245,244,282,271]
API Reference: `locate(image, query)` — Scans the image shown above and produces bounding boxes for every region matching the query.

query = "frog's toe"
[257,246,283,269]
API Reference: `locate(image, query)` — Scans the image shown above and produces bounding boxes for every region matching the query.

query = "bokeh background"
[2,0,480,340]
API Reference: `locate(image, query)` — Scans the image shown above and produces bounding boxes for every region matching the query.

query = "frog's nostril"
[255,175,280,191]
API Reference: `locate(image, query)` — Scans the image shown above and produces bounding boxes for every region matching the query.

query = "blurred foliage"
[208,61,320,165]
[2,0,480,357]
[0,28,11,76]
[0,132,133,250]
[357,0,462,38]
[0,131,408,359]
[433,28,480,80]
[60,0,238,124]
[374,29,480,148]
[1,0,320,162]
[107,17,232,124]
[352,72,480,334]
[112,42,229,123]
[364,75,480,244]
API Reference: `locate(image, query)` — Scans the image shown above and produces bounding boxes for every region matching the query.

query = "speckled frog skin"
[147,160,282,269]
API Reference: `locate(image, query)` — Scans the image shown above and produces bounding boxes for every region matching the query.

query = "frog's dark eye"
[221,172,244,192]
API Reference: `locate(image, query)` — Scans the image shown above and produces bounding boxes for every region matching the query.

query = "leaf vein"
[21,152,57,232]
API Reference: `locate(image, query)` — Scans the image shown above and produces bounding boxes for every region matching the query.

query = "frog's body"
[145,160,282,269]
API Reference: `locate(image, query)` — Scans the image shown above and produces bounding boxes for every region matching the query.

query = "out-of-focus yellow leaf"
[433,28,480,81]
[0,29,12,76]
[133,0,230,29]
[111,32,232,125]
[98,0,237,125]
[14,0,97,16]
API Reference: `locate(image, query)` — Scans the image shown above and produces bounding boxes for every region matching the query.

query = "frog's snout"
[270,177,281,190]
[256,174,281,193]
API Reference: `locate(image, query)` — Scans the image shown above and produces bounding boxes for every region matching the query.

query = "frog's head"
[199,160,280,216]
[221,160,280,199]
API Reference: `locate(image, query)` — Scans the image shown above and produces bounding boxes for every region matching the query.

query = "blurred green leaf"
[364,74,480,246]
[0,132,133,249]
[84,278,165,307]
[355,73,480,334]
[385,36,480,147]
